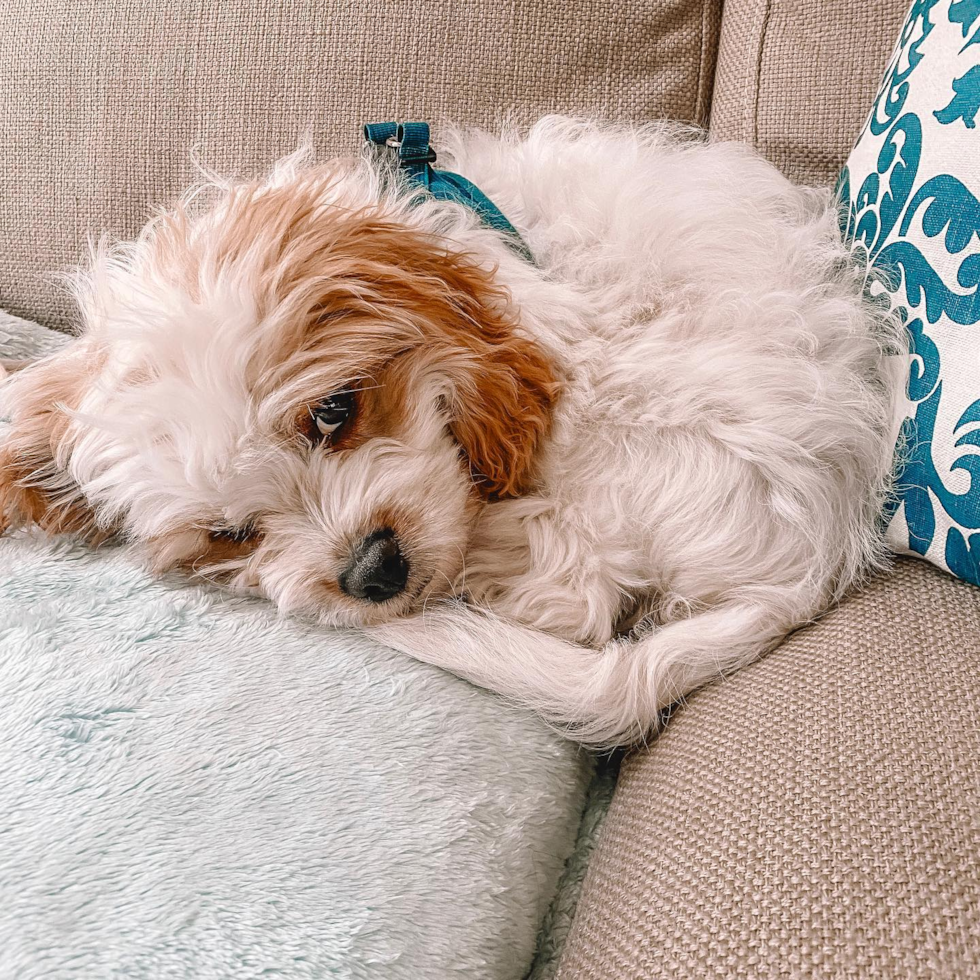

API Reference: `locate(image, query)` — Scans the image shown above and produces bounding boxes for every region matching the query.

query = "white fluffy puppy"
[0,119,901,746]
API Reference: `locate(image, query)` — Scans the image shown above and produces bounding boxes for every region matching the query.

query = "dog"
[0,118,902,746]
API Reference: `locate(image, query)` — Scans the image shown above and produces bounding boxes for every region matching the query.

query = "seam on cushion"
[695,0,707,125]
[696,0,722,127]
[753,0,774,144]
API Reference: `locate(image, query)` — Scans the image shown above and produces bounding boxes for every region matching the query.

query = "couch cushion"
[557,558,980,979]
[0,0,721,332]
[710,0,908,185]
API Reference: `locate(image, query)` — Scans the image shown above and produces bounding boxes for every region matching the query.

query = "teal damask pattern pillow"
[840,0,980,585]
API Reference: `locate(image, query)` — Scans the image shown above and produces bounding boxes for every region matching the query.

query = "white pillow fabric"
[840,0,980,584]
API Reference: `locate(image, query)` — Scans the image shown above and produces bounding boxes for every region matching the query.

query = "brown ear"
[447,329,558,498]
[0,347,101,538]
[374,235,561,500]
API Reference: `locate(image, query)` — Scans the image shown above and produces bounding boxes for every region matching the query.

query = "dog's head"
[0,159,559,625]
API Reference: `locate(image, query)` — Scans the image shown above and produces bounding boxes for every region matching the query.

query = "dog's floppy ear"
[392,241,559,499]
[0,346,101,537]
[332,216,560,499]
[443,320,558,499]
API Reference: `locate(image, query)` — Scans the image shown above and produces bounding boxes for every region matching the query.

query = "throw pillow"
[839,0,980,585]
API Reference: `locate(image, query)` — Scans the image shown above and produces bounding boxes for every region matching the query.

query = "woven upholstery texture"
[0,0,721,332]
[557,559,980,980]
[710,0,909,186]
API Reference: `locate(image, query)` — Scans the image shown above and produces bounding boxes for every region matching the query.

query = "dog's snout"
[339,528,409,603]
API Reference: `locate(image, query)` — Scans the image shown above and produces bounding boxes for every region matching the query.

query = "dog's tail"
[370,598,794,748]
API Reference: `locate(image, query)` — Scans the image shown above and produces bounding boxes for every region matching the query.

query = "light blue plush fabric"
[839,0,980,584]
[0,312,593,980]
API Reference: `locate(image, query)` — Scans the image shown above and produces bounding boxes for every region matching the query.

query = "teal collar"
[363,122,534,264]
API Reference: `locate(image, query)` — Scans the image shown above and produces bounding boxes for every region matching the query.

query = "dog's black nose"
[339,528,409,603]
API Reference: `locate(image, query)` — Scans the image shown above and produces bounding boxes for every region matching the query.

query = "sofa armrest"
[558,559,980,979]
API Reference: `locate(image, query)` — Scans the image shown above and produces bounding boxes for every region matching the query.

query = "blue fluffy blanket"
[0,311,593,980]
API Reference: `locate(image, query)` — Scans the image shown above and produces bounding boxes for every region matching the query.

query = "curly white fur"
[373,119,904,744]
[0,119,903,746]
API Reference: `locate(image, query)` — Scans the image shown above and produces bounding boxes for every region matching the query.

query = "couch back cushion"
[710,0,909,186]
[0,0,721,332]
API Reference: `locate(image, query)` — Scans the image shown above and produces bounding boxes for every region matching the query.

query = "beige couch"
[2,1,978,976]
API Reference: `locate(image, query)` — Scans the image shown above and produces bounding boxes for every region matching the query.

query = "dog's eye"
[310,391,355,441]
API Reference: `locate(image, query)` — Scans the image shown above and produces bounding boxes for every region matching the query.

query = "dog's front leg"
[0,346,100,536]
[366,602,595,726]
[369,594,793,748]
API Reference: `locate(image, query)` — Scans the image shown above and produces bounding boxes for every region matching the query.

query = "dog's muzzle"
[339,528,409,603]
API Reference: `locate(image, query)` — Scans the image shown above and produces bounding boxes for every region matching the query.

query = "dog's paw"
[366,600,471,651]
[0,350,100,538]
